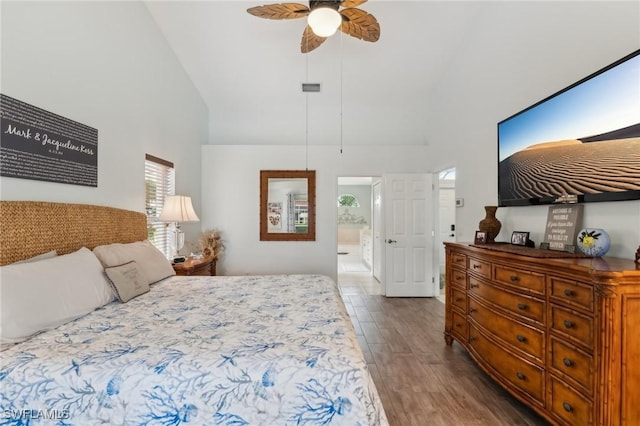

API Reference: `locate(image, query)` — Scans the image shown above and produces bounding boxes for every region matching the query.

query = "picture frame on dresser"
[474,231,488,244]
[510,231,529,246]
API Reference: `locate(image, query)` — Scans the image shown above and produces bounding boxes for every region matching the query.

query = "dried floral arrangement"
[199,228,225,259]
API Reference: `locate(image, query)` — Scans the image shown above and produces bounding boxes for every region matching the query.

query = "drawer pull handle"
[562,402,573,413]
[456,276,463,281]
[517,303,527,310]
[563,320,575,329]
[470,283,479,289]
[455,297,463,302]
[516,372,526,380]
[510,275,519,282]
[472,264,481,269]
[469,336,477,342]
[563,358,574,367]
[516,335,526,343]
[456,258,464,263]
[469,308,477,314]
[564,289,575,297]
[455,323,462,328]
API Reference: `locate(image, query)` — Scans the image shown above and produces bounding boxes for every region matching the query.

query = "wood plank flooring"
[340,290,550,425]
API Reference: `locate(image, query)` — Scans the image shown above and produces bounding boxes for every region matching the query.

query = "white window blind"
[145,154,175,257]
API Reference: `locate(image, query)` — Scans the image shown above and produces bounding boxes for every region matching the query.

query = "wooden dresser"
[444,242,640,425]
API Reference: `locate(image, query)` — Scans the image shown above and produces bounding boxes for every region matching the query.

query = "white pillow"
[12,250,57,264]
[93,240,175,285]
[0,247,114,345]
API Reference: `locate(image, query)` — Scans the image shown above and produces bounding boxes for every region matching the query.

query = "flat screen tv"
[498,50,640,207]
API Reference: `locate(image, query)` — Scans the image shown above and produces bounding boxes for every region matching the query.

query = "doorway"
[435,167,456,303]
[336,176,382,296]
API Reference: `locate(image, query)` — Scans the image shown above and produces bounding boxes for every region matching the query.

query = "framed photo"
[474,231,488,244]
[511,231,530,246]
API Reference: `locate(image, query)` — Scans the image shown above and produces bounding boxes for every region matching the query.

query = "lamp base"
[169,226,185,260]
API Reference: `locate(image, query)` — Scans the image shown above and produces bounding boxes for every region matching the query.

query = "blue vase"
[576,228,611,257]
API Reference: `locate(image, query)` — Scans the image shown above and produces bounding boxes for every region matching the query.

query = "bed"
[0,201,388,425]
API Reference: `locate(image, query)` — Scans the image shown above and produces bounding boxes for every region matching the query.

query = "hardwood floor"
[337,251,549,426]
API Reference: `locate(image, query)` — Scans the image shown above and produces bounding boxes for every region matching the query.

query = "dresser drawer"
[451,252,467,269]
[451,310,467,341]
[550,277,594,312]
[451,287,467,311]
[450,269,467,290]
[469,324,544,404]
[550,377,593,426]
[551,337,594,394]
[494,265,545,295]
[468,298,544,362]
[468,257,491,279]
[551,306,594,349]
[469,276,544,324]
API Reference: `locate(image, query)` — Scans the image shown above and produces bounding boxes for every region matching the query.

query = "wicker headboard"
[0,201,148,266]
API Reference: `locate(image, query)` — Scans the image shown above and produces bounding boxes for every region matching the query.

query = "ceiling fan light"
[308,7,341,37]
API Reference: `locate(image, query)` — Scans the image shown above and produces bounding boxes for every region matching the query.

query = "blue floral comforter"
[0,274,388,425]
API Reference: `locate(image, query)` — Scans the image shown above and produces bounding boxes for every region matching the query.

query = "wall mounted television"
[498,49,640,207]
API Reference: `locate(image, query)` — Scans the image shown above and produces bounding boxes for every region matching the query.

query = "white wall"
[201,145,428,280]
[424,1,640,259]
[0,1,208,243]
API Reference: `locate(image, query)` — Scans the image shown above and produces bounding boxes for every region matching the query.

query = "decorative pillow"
[93,240,175,285]
[104,261,149,303]
[12,250,57,264]
[0,247,114,345]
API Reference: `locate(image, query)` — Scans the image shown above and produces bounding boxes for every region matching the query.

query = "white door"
[384,174,434,297]
[372,181,382,283]
[438,182,456,269]
[436,181,456,296]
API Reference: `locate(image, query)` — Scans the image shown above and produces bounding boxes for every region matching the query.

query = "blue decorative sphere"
[576,228,611,257]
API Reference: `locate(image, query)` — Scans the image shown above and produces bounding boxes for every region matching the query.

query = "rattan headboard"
[0,201,148,266]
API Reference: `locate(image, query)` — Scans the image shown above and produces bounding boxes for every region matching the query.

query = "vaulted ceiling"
[145,1,487,146]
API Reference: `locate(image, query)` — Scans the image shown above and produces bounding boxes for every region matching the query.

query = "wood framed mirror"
[260,170,316,241]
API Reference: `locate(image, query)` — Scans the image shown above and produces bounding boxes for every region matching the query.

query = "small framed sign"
[511,231,530,246]
[543,205,583,252]
[474,231,488,244]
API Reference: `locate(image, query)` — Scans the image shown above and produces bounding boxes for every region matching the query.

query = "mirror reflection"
[260,170,316,241]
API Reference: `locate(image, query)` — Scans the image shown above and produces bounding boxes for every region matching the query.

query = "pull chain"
[339,29,344,154]
[305,44,309,170]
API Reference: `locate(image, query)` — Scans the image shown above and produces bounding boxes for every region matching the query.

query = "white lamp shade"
[158,195,200,222]
[308,7,342,37]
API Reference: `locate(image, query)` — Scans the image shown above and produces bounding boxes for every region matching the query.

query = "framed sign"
[542,204,583,252]
[0,94,98,187]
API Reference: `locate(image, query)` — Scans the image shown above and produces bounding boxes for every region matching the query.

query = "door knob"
[386,239,397,244]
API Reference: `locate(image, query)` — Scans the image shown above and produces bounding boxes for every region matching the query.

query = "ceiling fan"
[247,0,380,53]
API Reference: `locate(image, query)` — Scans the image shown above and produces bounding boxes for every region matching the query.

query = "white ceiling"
[144,1,487,146]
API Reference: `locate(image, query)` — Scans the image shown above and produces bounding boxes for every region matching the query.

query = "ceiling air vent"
[302,83,321,93]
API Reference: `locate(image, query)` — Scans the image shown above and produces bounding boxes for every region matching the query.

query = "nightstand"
[172,255,216,276]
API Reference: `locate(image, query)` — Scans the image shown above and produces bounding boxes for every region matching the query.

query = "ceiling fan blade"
[339,7,380,42]
[301,25,327,53]
[341,0,367,8]
[247,3,310,19]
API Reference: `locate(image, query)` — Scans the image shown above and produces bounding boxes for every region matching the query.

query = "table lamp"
[158,195,199,260]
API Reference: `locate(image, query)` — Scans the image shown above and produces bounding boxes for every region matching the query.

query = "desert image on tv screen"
[498,53,640,205]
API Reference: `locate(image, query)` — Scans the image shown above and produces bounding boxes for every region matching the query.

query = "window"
[145,154,175,257]
[337,194,360,207]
